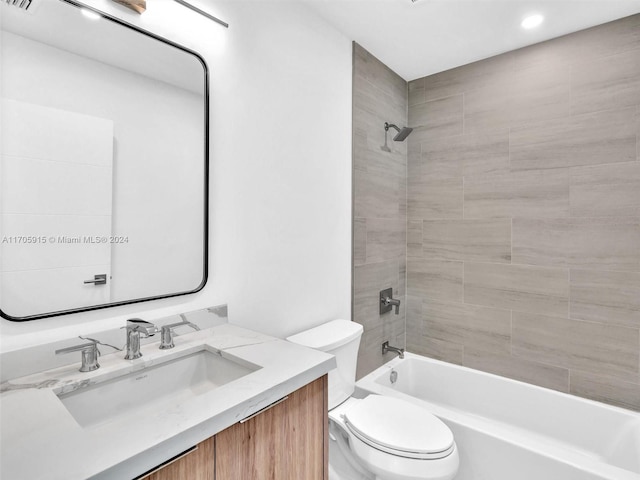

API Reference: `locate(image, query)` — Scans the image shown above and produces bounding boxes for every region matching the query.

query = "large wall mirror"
[0,0,208,320]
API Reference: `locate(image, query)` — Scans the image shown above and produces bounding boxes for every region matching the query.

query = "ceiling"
[304,0,640,81]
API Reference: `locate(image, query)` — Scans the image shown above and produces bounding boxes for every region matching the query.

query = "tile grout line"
[568,267,571,322]
[510,217,513,265]
[509,310,513,355]
[462,91,466,136]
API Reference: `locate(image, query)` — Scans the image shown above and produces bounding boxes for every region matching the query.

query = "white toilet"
[287,319,459,480]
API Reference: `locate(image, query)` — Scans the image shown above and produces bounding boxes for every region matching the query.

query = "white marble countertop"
[0,323,335,480]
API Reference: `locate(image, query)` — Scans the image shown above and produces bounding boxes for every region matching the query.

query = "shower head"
[384,122,413,142]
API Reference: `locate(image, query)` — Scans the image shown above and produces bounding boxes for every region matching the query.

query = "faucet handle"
[55,341,100,372]
[159,317,200,350]
[379,288,401,315]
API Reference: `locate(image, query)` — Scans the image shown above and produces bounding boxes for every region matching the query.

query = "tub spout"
[382,341,404,359]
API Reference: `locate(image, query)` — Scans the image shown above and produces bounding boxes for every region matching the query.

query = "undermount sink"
[56,349,259,428]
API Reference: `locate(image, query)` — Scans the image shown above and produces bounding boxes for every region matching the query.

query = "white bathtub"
[356,353,640,480]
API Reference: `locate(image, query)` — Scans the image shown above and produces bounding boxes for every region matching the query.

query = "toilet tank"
[286,319,363,410]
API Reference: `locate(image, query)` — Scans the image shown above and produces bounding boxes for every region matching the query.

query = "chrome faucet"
[124,319,158,360]
[382,341,404,359]
[159,315,200,350]
[56,340,100,372]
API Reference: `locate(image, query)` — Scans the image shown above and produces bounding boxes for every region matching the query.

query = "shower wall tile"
[416,129,510,179]
[407,135,421,155]
[462,59,571,134]
[571,49,640,116]
[354,127,407,174]
[569,162,640,217]
[509,35,579,72]
[398,258,407,297]
[455,130,511,177]
[408,144,463,180]
[403,15,640,411]
[555,14,640,63]
[423,299,511,354]
[407,259,463,303]
[407,220,423,259]
[570,371,640,411]
[354,168,405,219]
[512,217,640,271]
[408,78,425,107]
[636,105,640,153]
[422,219,511,263]
[365,218,407,264]
[508,62,572,128]
[464,263,569,317]
[353,43,407,379]
[510,107,637,172]
[408,336,464,366]
[354,43,407,102]
[406,295,423,326]
[464,83,512,134]
[362,308,406,351]
[464,169,570,219]
[512,312,640,382]
[421,53,514,103]
[570,269,640,329]
[354,74,406,122]
[463,349,570,393]
[408,94,463,141]
[353,217,367,266]
[408,176,463,220]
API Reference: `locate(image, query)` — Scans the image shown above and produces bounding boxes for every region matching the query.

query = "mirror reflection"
[0,0,208,320]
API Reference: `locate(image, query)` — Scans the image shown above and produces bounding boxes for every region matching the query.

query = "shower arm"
[384,122,401,133]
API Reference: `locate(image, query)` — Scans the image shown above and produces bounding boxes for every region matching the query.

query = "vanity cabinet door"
[138,437,214,480]
[215,375,328,480]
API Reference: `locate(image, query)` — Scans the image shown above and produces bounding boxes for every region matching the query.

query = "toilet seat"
[343,395,455,460]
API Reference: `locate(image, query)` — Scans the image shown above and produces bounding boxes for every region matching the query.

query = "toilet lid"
[344,396,454,459]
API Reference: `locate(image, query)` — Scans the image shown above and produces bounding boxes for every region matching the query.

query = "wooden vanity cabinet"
[138,375,328,480]
[138,437,215,480]
[215,375,328,480]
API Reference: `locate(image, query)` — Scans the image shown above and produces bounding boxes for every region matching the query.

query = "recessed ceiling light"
[521,14,544,30]
[81,8,101,20]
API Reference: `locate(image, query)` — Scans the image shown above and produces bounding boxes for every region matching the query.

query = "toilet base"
[329,421,374,480]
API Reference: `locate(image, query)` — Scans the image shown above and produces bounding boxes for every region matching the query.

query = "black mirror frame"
[0,0,209,321]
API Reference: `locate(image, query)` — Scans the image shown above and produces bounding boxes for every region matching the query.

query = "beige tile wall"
[353,43,407,378]
[406,14,640,411]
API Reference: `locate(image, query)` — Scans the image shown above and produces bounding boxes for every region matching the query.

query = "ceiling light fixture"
[521,14,544,29]
[111,0,145,14]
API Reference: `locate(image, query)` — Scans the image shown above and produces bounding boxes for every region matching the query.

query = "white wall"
[0,0,352,351]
